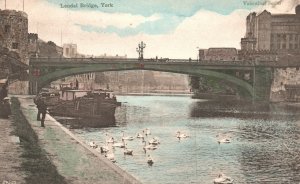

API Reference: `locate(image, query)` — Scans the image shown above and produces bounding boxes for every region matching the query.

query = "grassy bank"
[10,97,67,184]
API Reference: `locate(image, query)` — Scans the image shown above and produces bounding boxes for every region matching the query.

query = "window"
[289,34,293,41]
[277,43,281,49]
[295,44,298,49]
[289,44,293,49]
[4,25,10,33]
[12,43,19,49]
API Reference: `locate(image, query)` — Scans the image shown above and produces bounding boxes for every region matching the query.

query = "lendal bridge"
[29,57,300,101]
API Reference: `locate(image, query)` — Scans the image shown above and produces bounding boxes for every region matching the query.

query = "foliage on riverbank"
[10,97,67,184]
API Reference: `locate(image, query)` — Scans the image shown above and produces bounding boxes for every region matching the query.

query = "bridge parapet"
[30,57,300,68]
[29,57,286,68]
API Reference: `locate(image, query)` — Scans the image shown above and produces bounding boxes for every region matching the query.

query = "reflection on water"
[62,96,300,184]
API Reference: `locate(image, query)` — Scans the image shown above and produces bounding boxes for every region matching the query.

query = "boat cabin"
[61,89,117,101]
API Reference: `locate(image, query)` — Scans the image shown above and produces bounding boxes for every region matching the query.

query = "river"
[57,95,300,184]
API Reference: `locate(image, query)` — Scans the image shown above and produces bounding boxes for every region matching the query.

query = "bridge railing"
[30,57,256,66]
[29,57,300,67]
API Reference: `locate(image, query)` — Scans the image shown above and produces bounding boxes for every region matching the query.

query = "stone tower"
[0,9,28,64]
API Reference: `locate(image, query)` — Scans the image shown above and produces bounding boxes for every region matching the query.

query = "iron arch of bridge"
[30,63,254,98]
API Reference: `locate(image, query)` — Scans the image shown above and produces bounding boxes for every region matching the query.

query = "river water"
[61,95,300,184]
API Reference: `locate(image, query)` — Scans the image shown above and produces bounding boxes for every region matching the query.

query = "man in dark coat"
[38,100,47,127]
[34,95,42,120]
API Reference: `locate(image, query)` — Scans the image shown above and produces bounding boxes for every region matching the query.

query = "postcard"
[0,0,299,183]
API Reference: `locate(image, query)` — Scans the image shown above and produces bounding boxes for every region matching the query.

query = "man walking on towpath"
[37,100,47,127]
[34,95,42,120]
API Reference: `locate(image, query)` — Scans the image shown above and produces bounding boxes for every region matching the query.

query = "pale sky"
[2,0,299,58]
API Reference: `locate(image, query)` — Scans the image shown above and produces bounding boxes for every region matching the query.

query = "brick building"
[241,5,300,53]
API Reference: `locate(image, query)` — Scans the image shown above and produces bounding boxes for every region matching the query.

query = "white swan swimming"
[105,133,115,144]
[218,138,231,144]
[123,145,133,155]
[89,141,97,148]
[121,131,134,141]
[143,142,158,150]
[96,146,109,153]
[136,132,144,138]
[176,131,189,139]
[213,173,234,184]
[148,137,160,145]
[112,140,125,148]
[216,133,232,144]
[99,143,110,153]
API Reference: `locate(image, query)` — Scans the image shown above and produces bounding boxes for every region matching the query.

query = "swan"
[105,134,115,144]
[213,173,234,184]
[148,137,160,145]
[89,141,97,149]
[143,142,158,150]
[105,151,116,163]
[99,144,110,153]
[121,131,134,141]
[123,145,133,155]
[136,132,144,138]
[147,154,154,165]
[112,140,125,148]
[95,146,109,154]
[218,138,231,144]
[145,128,151,136]
[216,133,231,144]
[176,131,189,139]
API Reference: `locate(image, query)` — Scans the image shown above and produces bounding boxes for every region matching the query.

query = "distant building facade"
[63,43,77,58]
[0,9,28,64]
[241,5,300,53]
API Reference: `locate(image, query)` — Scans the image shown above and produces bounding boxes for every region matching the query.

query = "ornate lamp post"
[136,41,146,60]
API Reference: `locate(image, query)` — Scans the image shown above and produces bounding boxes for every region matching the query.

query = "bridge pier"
[29,79,39,95]
[252,67,273,101]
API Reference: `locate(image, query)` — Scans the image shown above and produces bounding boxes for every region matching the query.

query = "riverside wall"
[16,96,141,184]
[270,67,300,102]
